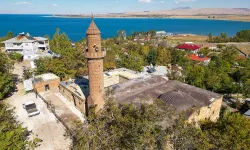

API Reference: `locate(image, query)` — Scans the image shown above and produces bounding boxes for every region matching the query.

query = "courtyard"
[7,83,71,150]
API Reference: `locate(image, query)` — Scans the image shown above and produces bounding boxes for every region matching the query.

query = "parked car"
[48,50,54,55]
[23,101,40,117]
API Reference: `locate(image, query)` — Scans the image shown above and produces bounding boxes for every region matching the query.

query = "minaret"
[85,17,106,112]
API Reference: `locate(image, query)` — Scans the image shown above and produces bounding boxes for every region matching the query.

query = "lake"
[0,14,250,42]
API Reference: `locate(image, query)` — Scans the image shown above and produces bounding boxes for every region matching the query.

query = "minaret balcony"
[84,51,106,59]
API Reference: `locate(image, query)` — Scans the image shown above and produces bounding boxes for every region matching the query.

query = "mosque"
[59,18,223,123]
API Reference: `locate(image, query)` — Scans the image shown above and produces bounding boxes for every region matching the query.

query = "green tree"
[0,72,15,99]
[208,33,213,42]
[220,32,227,39]
[185,65,205,88]
[170,48,190,67]
[0,52,14,100]
[8,52,23,62]
[236,30,250,42]
[202,112,250,150]
[119,52,144,72]
[167,116,211,150]
[35,29,87,79]
[147,48,157,66]
[243,79,250,97]
[156,47,171,66]
[72,99,173,150]
[50,28,74,57]
[0,102,41,150]
[6,31,15,39]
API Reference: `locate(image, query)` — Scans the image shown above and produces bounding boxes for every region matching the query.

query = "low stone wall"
[188,96,223,123]
[104,75,130,88]
[58,84,86,115]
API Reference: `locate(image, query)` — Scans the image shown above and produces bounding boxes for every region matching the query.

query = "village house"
[1,32,50,60]
[33,73,60,93]
[23,73,60,93]
[189,54,211,65]
[176,42,201,53]
[156,31,167,37]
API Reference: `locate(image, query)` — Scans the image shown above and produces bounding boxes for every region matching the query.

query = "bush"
[0,102,41,149]
[8,52,23,62]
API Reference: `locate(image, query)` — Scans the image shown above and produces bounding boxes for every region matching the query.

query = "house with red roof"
[189,54,211,64]
[176,42,200,53]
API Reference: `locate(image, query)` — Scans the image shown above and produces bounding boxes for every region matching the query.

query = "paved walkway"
[40,91,85,129]
[55,93,85,122]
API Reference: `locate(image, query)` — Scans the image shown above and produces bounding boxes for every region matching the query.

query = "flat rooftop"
[33,73,59,83]
[60,79,89,100]
[104,68,145,79]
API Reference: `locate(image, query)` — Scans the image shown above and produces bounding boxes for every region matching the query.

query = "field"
[166,35,208,43]
[236,45,250,55]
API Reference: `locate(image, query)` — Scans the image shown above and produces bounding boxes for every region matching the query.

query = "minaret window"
[85,47,88,52]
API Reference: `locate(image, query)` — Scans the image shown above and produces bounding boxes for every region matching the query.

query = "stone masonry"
[84,19,106,111]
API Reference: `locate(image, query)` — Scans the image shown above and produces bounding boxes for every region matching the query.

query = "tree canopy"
[72,100,173,150]
[34,29,87,79]
[71,99,250,150]
[208,30,250,43]
[0,52,14,100]
[0,102,41,150]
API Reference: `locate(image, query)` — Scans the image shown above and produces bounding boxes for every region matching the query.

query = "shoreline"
[53,15,250,22]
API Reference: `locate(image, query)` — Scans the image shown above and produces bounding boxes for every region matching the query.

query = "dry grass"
[216,15,250,22]
[170,15,250,22]
[235,45,250,55]
[166,35,208,43]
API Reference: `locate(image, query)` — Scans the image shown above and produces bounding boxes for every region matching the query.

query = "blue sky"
[0,0,250,14]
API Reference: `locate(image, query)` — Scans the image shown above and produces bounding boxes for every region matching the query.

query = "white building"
[104,68,146,88]
[1,32,50,60]
[156,31,167,37]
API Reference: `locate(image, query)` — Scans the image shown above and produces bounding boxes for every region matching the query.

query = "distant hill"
[233,8,250,11]
[124,8,250,16]
[172,7,191,10]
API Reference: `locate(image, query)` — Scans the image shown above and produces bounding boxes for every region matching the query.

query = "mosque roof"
[111,75,221,115]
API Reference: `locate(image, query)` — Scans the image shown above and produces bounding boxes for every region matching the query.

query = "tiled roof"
[189,54,210,61]
[35,37,48,41]
[1,33,48,43]
[176,43,200,50]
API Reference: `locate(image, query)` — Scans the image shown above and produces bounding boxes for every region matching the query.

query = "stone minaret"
[85,18,106,111]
